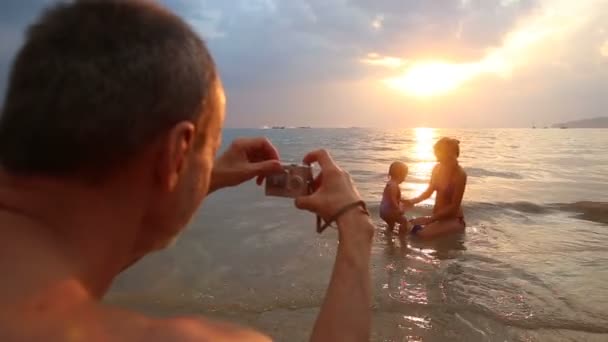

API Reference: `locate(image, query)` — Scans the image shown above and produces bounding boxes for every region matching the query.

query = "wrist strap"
[316,200,369,234]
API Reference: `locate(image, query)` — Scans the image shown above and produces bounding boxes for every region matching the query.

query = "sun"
[384,61,478,97]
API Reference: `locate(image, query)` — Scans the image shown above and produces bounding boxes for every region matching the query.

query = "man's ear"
[156,121,197,191]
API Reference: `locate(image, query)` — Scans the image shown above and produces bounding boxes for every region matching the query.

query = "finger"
[258,137,280,160]
[236,137,280,162]
[254,158,283,185]
[250,159,282,173]
[311,172,323,192]
[295,194,318,212]
[302,149,337,171]
[250,160,282,180]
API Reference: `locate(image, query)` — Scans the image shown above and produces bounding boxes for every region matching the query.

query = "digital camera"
[265,164,313,198]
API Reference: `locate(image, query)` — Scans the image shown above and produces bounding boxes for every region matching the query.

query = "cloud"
[185,8,225,39]
[363,0,595,97]
[0,0,50,104]
[1,0,607,127]
[2,0,543,95]
[371,15,384,30]
[165,0,542,89]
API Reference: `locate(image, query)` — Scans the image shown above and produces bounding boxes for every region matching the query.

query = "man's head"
[0,0,225,252]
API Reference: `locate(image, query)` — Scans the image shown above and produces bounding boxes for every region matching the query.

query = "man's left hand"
[208,137,282,193]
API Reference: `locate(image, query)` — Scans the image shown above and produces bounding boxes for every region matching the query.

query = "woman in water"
[406,137,467,239]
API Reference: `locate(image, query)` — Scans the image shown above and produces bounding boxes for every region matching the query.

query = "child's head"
[388,161,408,183]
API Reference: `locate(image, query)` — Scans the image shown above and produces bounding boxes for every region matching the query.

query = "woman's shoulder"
[431,163,441,175]
[455,165,468,182]
[457,165,467,176]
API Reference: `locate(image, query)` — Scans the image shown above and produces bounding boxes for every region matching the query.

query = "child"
[380,161,410,235]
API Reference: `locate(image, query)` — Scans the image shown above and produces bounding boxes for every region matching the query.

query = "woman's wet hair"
[389,161,408,180]
[434,137,460,158]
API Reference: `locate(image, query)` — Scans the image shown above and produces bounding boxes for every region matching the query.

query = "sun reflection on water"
[406,127,437,200]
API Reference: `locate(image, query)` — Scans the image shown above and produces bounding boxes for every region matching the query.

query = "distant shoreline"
[551,116,608,129]
[220,126,608,130]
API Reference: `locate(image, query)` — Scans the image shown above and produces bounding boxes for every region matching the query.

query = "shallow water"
[107,128,608,341]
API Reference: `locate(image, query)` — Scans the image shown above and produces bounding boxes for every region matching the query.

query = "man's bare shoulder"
[99,304,272,342]
[144,315,272,342]
[1,303,271,342]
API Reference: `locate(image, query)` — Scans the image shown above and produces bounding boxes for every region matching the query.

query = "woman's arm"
[409,165,437,204]
[430,171,467,221]
[411,184,434,205]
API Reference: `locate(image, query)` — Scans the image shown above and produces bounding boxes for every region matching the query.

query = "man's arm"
[294,149,373,342]
[310,210,373,342]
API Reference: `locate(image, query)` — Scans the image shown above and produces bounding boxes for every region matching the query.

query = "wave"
[367,146,398,152]
[465,201,550,214]
[464,167,523,180]
[438,253,608,334]
[555,201,608,225]
[348,170,382,177]
[367,200,608,225]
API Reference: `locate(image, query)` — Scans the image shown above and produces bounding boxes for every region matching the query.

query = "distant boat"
[271,126,285,129]
[297,126,312,129]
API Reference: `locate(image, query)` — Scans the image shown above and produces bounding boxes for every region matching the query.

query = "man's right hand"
[294,150,362,221]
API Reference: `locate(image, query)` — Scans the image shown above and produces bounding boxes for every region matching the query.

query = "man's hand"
[294,150,362,223]
[294,149,374,242]
[208,137,282,194]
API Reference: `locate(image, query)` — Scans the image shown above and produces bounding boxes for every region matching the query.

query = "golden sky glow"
[601,40,608,57]
[362,0,598,98]
[361,53,404,68]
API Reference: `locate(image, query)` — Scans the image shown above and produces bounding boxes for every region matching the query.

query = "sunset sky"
[1,0,607,128]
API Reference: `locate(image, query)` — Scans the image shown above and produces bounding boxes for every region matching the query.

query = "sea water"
[107,128,608,341]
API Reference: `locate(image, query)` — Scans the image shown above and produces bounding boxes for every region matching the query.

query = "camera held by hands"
[265,164,313,198]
